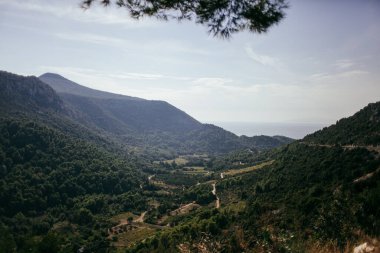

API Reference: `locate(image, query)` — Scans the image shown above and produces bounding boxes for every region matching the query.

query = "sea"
[212,122,329,139]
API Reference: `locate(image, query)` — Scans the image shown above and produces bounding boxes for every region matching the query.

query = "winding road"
[300,142,380,153]
[211,183,220,209]
[134,211,147,223]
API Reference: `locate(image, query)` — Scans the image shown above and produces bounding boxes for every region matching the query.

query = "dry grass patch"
[224,160,274,176]
[182,166,208,174]
[110,212,137,223]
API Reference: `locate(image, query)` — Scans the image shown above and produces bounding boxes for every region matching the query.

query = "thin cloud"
[55,31,210,56]
[338,70,369,78]
[55,33,126,46]
[309,70,369,82]
[334,59,355,69]
[192,77,233,87]
[108,73,164,80]
[245,46,279,66]
[39,66,190,82]
[0,0,154,26]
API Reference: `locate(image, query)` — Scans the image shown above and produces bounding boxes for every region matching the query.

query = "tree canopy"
[81,0,288,38]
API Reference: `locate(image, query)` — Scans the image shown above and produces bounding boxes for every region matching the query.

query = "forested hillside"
[0,71,65,114]
[304,101,380,145]
[0,118,148,252]
[5,70,377,253]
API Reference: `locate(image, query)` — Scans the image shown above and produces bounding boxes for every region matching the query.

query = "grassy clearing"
[153,156,189,165]
[111,226,157,249]
[221,201,246,213]
[166,157,189,165]
[150,178,179,189]
[148,199,161,208]
[153,154,209,165]
[223,160,274,176]
[110,212,138,223]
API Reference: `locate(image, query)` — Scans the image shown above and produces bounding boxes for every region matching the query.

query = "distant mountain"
[0,71,293,155]
[0,71,125,152]
[39,72,293,152]
[39,73,202,135]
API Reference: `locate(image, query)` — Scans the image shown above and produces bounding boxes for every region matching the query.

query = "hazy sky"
[0,0,379,124]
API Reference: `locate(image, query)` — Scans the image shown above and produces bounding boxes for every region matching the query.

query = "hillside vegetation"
[125,102,380,253]
[0,118,148,252]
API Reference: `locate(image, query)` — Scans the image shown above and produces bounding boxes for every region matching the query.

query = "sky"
[0,0,380,126]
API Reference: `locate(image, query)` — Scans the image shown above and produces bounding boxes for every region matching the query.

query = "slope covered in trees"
[304,101,380,146]
[0,118,148,252]
[0,71,65,114]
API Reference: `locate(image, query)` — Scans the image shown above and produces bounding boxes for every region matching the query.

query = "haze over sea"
[213,122,328,139]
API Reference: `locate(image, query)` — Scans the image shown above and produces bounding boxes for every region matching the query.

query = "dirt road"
[211,183,220,209]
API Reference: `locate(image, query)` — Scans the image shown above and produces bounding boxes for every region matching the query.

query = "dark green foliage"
[37,233,60,253]
[237,144,380,248]
[128,209,233,252]
[183,184,216,205]
[81,0,288,38]
[0,119,144,216]
[0,225,17,253]
[0,118,147,251]
[0,71,64,114]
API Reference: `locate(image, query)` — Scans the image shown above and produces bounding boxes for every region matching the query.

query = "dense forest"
[0,118,149,252]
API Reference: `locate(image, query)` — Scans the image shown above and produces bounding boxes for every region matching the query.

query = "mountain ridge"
[0,71,65,114]
[39,72,203,135]
[39,72,143,101]
[37,71,293,153]
[1,70,293,155]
